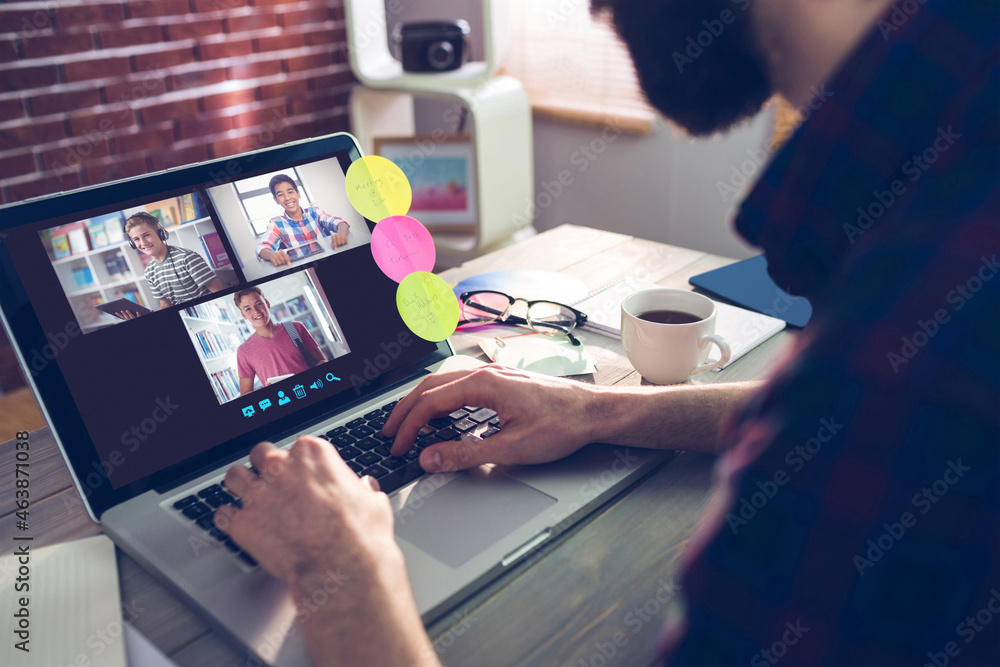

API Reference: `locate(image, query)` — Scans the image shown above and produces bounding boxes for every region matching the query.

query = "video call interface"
[4,148,437,491]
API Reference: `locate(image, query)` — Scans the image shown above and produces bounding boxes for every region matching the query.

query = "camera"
[394,20,470,72]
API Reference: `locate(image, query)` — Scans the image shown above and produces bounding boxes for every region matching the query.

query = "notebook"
[573,277,786,369]
[0,132,670,666]
[0,535,126,667]
[688,255,813,327]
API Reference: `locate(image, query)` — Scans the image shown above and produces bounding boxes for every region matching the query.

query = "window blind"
[501,0,656,134]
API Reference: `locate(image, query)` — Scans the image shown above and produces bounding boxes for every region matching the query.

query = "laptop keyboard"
[169,400,501,567]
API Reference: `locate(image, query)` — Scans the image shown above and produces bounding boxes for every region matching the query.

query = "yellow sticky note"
[345,155,412,222]
[396,272,459,342]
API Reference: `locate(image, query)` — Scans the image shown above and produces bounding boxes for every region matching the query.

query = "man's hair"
[123,211,162,238]
[268,174,297,197]
[589,0,772,136]
[234,286,264,308]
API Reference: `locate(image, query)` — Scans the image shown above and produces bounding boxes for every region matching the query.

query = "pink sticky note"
[370,215,436,283]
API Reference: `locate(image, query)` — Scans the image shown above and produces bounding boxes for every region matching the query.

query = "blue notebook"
[689,255,812,328]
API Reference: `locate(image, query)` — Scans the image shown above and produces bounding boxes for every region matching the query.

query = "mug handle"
[693,334,731,374]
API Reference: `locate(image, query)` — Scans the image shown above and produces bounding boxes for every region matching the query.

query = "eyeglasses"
[458,290,589,345]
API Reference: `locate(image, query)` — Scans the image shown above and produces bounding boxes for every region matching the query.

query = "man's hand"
[384,365,604,473]
[114,310,141,320]
[215,437,438,666]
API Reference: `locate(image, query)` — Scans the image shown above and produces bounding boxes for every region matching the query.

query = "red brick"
[85,155,149,186]
[165,18,224,41]
[304,25,344,47]
[254,32,304,52]
[312,113,349,136]
[0,119,67,151]
[0,38,18,63]
[21,31,94,59]
[39,137,112,172]
[127,0,191,19]
[0,151,37,180]
[56,3,126,29]
[290,91,348,115]
[103,76,169,105]
[132,45,197,71]
[201,88,257,111]
[250,0,305,6]
[0,8,53,33]
[68,109,136,138]
[31,88,103,116]
[277,7,330,28]
[276,117,318,143]
[0,97,26,121]
[224,13,277,32]
[308,69,355,91]
[232,102,287,129]
[227,59,283,79]
[197,38,254,61]
[0,65,59,94]
[258,77,308,100]
[114,123,176,154]
[210,132,272,159]
[64,57,132,83]
[139,98,199,124]
[7,172,83,203]
[195,0,248,11]
[99,24,164,49]
[168,67,227,91]
[148,143,209,171]
[285,50,335,73]
[177,113,234,139]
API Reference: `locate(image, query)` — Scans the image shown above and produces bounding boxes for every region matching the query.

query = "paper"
[371,215,436,282]
[479,334,597,377]
[345,155,412,222]
[396,271,460,342]
[0,534,127,667]
[573,278,786,370]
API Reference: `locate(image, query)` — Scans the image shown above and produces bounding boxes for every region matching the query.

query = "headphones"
[123,213,168,250]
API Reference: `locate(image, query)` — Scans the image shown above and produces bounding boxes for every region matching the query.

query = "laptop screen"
[0,133,448,517]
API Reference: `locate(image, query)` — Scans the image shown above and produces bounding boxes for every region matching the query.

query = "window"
[502,0,656,134]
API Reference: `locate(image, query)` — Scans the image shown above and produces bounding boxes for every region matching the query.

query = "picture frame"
[373,135,477,233]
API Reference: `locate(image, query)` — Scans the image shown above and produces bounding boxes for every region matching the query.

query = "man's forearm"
[589,381,763,455]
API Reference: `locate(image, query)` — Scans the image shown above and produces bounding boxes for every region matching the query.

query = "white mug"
[620,289,731,385]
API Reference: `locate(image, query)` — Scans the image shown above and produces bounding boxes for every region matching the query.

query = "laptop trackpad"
[394,468,557,568]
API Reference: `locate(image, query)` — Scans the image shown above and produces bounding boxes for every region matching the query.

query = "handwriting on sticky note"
[371,215,435,282]
[345,155,412,222]
[396,271,459,342]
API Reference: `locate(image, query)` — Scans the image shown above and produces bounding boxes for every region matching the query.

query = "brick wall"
[0,0,356,204]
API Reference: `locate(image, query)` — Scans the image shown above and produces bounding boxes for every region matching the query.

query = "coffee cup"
[620,288,731,384]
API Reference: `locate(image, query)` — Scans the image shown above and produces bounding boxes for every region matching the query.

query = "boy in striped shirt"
[117,212,226,318]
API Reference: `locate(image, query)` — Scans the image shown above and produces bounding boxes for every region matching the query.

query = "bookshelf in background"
[42,193,231,332]
[179,301,252,405]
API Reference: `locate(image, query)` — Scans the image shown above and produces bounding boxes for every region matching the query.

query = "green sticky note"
[396,272,459,342]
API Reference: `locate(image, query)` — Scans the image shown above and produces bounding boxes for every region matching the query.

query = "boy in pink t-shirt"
[234,286,325,395]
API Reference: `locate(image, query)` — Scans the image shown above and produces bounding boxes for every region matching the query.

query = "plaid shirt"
[255,205,348,260]
[664,1,999,665]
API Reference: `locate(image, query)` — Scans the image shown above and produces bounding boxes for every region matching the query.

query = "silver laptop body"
[0,132,669,665]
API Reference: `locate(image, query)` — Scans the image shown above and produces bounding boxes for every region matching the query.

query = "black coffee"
[637,309,703,324]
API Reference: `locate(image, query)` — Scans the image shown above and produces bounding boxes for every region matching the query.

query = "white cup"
[620,289,731,385]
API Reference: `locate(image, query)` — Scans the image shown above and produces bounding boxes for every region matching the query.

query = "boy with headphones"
[117,212,226,319]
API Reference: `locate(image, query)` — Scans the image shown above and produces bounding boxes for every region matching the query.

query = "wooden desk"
[0,225,793,666]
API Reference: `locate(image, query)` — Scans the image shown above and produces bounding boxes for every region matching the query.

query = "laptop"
[0,132,670,665]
